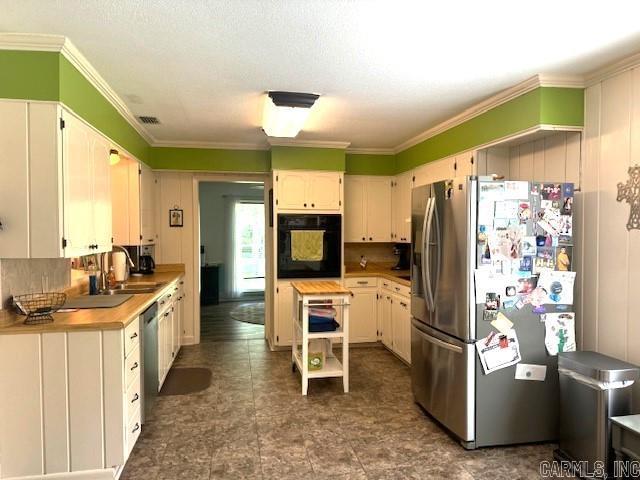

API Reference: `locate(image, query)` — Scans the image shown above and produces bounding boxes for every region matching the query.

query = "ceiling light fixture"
[262,91,320,138]
[109,149,120,165]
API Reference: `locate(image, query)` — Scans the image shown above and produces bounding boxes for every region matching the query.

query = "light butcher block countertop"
[0,265,185,335]
[344,262,411,287]
[291,281,351,296]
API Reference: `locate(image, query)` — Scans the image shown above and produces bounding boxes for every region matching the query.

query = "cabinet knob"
[130,362,139,371]
[362,237,365,241]
[311,203,315,207]
[369,237,373,241]
[304,203,307,207]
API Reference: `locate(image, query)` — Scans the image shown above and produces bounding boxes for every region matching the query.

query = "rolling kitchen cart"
[291,281,351,395]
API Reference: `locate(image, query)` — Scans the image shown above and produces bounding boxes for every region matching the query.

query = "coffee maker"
[392,243,410,270]
[125,245,156,275]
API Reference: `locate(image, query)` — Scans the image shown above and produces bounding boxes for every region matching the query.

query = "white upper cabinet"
[454,150,475,177]
[0,100,113,258]
[391,170,413,243]
[344,176,367,242]
[414,155,456,187]
[365,176,392,242]
[274,170,342,211]
[112,158,156,246]
[344,175,391,243]
[139,163,157,245]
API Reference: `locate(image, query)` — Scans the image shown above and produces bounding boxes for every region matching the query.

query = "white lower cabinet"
[348,287,378,343]
[345,276,411,362]
[274,281,294,346]
[0,321,141,479]
[158,278,184,390]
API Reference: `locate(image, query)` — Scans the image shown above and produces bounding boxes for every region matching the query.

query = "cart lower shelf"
[293,350,344,379]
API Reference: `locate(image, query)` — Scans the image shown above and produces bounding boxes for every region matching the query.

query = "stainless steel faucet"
[99,246,135,292]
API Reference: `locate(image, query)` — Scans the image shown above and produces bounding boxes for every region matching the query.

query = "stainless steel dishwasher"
[141,302,158,424]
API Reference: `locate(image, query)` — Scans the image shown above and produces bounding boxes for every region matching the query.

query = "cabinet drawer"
[390,282,410,298]
[158,286,177,313]
[345,277,377,288]
[379,278,393,291]
[125,372,142,423]
[124,318,140,358]
[125,406,141,457]
[125,344,141,389]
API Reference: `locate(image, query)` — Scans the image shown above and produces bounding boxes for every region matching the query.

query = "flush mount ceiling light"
[109,149,120,165]
[262,91,320,138]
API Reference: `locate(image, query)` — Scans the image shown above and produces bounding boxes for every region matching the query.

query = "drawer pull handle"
[356,281,368,285]
[180,281,184,285]
[132,423,140,433]
[131,393,140,403]
[400,302,407,307]
[130,362,139,371]
[147,239,153,242]
[129,332,138,340]
[395,287,400,291]
[174,287,178,291]
[164,311,170,317]
[160,301,165,305]
[168,294,172,298]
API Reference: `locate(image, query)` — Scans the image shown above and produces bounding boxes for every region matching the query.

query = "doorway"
[197,180,266,342]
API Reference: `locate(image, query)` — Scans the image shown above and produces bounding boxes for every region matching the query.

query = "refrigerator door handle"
[413,321,463,353]
[432,195,442,306]
[422,197,434,311]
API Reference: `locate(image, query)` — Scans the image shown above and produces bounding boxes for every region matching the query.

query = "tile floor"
[121,340,554,479]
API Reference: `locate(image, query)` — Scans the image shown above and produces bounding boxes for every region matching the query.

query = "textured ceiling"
[3,0,640,150]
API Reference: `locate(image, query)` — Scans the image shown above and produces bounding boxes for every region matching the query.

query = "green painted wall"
[345,153,397,175]
[539,87,584,126]
[151,147,270,172]
[270,146,346,171]
[0,50,60,101]
[396,87,584,172]
[58,56,150,163]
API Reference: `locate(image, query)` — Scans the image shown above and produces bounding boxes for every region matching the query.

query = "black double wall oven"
[277,214,341,279]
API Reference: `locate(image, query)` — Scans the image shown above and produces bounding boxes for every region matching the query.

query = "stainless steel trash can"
[555,351,639,477]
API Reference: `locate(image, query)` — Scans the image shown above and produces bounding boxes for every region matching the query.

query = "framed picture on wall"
[169,208,183,227]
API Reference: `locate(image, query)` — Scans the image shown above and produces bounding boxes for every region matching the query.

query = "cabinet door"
[276,171,307,209]
[349,288,378,343]
[62,113,94,257]
[454,150,475,177]
[140,163,156,245]
[167,308,175,368]
[0,101,29,258]
[276,283,294,346]
[392,295,411,363]
[366,177,392,242]
[379,293,393,349]
[157,314,165,388]
[91,131,112,253]
[307,171,342,210]
[393,170,413,243]
[413,156,456,187]
[344,176,367,242]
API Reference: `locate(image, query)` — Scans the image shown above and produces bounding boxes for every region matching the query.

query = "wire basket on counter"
[13,292,67,325]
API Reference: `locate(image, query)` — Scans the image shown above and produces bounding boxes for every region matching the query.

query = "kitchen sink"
[99,282,166,295]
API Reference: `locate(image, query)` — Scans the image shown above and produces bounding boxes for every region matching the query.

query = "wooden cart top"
[290,281,351,296]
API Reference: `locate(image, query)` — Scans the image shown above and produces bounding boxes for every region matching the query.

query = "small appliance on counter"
[125,245,156,276]
[392,243,410,270]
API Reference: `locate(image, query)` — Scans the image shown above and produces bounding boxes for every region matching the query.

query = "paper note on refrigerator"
[515,363,547,381]
[474,270,509,304]
[476,329,521,374]
[490,313,514,335]
[543,313,576,356]
[503,181,530,200]
[537,271,576,305]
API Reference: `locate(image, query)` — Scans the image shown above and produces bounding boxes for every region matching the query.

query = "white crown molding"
[0,32,156,145]
[393,74,585,154]
[151,140,270,151]
[584,51,640,86]
[266,138,351,149]
[345,147,395,155]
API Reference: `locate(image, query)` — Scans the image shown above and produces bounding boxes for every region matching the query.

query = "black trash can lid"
[558,351,639,383]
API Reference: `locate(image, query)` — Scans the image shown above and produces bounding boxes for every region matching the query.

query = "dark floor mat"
[159,367,212,396]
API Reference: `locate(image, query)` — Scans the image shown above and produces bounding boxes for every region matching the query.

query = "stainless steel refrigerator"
[411,176,575,449]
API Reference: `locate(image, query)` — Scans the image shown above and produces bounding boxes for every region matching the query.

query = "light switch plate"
[515,363,547,381]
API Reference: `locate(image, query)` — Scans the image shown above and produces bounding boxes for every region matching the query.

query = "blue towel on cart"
[308,316,340,332]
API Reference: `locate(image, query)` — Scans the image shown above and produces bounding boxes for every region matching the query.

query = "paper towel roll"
[112,251,127,282]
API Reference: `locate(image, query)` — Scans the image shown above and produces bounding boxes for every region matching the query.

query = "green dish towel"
[291,230,324,261]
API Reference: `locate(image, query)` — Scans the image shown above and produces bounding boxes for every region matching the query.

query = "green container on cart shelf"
[308,339,327,371]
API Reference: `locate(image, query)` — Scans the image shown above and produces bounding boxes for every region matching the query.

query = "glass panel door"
[234,202,265,293]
